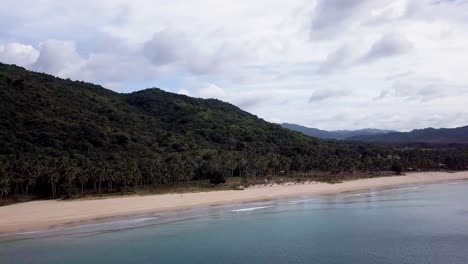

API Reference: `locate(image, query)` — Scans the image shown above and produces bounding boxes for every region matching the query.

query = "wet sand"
[1,171,467,234]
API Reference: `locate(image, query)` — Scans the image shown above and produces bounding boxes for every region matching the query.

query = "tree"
[209,171,226,185]
[58,159,78,196]
[45,166,60,198]
[391,161,404,175]
[78,170,88,195]
[0,162,10,200]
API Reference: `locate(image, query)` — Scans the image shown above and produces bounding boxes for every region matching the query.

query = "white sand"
[0,171,467,234]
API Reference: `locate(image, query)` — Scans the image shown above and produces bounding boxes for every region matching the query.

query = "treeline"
[1,147,467,200]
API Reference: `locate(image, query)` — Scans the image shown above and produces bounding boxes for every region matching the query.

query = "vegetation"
[0,62,467,204]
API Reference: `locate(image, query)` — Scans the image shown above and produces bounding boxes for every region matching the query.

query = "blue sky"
[1,0,468,131]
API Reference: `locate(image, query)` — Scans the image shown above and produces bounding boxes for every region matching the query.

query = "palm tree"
[0,184,10,200]
[0,163,10,200]
[151,158,162,185]
[77,169,89,195]
[48,168,60,198]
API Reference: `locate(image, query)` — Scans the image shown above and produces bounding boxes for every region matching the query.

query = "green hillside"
[0,63,467,200]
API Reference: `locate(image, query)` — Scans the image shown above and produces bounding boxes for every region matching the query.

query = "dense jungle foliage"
[0,63,467,201]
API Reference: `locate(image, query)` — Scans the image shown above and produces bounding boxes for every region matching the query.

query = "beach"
[1,171,467,235]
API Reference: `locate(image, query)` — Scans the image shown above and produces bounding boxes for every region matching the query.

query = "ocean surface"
[1,180,468,263]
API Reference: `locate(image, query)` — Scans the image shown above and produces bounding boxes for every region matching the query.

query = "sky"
[1,0,468,131]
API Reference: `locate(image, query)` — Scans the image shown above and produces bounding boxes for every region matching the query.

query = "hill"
[0,62,467,200]
[348,126,468,144]
[281,123,394,140]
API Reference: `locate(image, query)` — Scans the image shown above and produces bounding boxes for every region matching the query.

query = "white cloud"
[376,76,468,102]
[142,29,249,76]
[309,88,352,102]
[1,0,468,130]
[32,40,84,78]
[309,0,369,39]
[0,42,39,66]
[317,45,354,74]
[358,32,413,64]
[266,117,281,123]
[405,0,468,23]
[197,84,227,99]
[143,30,183,67]
[177,89,190,96]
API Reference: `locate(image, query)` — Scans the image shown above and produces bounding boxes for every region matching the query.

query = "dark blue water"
[1,181,468,263]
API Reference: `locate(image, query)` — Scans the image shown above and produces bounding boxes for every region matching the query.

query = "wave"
[231,206,273,212]
[447,181,467,185]
[288,198,320,204]
[69,216,162,229]
[390,187,420,191]
[0,230,44,237]
[343,191,379,197]
[0,216,161,238]
[343,186,421,198]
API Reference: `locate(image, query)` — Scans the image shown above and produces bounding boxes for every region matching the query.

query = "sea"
[1,180,468,263]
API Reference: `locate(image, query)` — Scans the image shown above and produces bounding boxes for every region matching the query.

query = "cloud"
[404,0,468,22]
[230,91,278,110]
[5,38,156,91]
[385,71,412,81]
[365,1,407,25]
[197,84,227,99]
[177,89,190,96]
[358,33,413,64]
[0,42,39,66]
[309,88,351,102]
[187,82,277,110]
[266,117,281,123]
[316,33,412,74]
[186,43,246,75]
[234,97,264,109]
[1,0,468,130]
[376,77,468,102]
[317,45,353,74]
[310,0,369,39]
[80,52,154,83]
[400,84,453,102]
[32,40,84,77]
[143,30,184,66]
[142,29,247,76]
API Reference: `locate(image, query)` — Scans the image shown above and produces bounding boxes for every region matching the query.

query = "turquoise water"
[1,180,468,263]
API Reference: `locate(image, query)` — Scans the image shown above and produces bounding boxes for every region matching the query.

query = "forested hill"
[347,126,468,144]
[281,123,394,140]
[0,62,318,160]
[0,62,467,200]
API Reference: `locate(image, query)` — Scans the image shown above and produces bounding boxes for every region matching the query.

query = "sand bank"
[1,171,467,234]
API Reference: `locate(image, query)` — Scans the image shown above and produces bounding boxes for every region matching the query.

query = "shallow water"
[1,180,468,263]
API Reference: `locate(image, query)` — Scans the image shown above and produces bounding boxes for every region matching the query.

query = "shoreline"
[1,171,467,235]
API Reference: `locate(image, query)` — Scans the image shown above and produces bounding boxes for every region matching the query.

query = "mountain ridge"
[347,126,468,144]
[281,123,395,140]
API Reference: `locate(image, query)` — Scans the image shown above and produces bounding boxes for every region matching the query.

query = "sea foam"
[231,206,273,212]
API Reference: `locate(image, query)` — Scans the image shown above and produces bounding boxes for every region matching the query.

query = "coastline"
[1,171,467,235]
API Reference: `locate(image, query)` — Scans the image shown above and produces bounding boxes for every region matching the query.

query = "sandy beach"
[0,171,467,234]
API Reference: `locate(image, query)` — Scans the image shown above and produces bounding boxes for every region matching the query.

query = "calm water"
[1,180,468,264]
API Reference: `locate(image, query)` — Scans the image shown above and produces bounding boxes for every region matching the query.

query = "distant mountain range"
[347,126,468,144]
[280,123,395,140]
[282,123,468,144]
